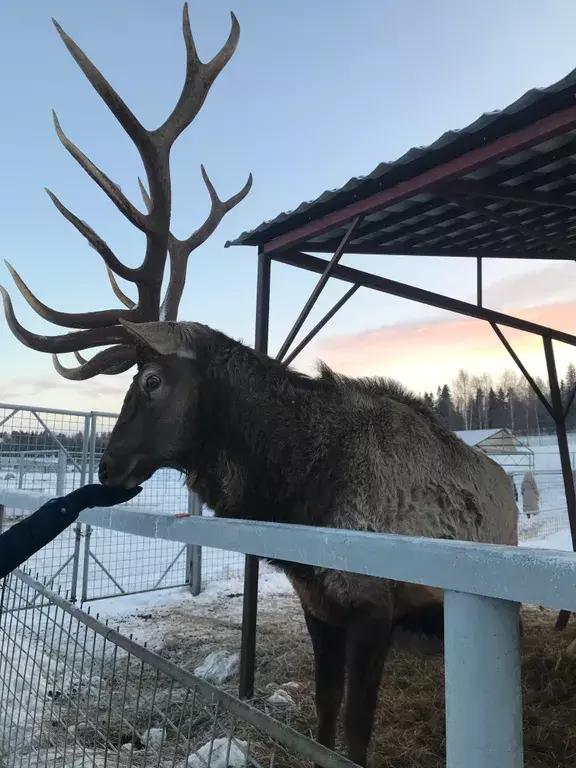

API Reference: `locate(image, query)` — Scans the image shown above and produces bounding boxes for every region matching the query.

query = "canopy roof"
[227,67,576,260]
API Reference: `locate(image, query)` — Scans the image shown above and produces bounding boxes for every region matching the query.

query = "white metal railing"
[2,488,575,767]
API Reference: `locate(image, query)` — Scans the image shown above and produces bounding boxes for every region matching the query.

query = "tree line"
[0,430,112,456]
[423,364,576,434]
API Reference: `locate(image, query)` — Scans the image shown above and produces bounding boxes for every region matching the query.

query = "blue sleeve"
[0,497,80,579]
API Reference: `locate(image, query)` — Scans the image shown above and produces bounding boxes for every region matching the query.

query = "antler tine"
[4,261,135,329]
[52,19,149,159]
[0,286,130,353]
[53,345,137,380]
[154,4,240,148]
[106,268,136,309]
[189,165,253,252]
[46,190,136,282]
[160,166,253,320]
[52,111,147,232]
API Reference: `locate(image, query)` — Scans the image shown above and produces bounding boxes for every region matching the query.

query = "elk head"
[0,4,252,382]
[98,319,217,488]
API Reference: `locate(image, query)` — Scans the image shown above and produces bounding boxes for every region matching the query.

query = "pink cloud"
[315,300,576,382]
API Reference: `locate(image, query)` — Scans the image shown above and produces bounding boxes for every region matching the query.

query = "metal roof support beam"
[239,249,271,700]
[283,284,361,366]
[260,105,576,254]
[272,249,576,347]
[276,217,362,362]
[377,202,573,254]
[476,257,483,307]
[440,192,576,260]
[445,180,576,210]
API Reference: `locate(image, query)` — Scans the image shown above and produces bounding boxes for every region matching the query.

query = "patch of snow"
[266,689,295,707]
[185,737,248,768]
[523,527,573,551]
[194,650,239,685]
[141,726,165,749]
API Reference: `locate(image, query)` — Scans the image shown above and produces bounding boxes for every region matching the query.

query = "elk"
[0,8,519,767]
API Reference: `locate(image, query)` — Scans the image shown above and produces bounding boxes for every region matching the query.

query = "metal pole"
[444,590,523,768]
[56,449,66,496]
[543,337,576,630]
[476,255,483,307]
[70,415,90,604]
[81,413,98,604]
[0,505,4,534]
[544,336,576,549]
[17,453,25,489]
[239,248,271,700]
[187,492,202,596]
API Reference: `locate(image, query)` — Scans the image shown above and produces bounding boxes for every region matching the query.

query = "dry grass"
[111,595,576,767]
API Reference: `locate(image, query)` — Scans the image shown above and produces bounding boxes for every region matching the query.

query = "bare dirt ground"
[103,584,576,768]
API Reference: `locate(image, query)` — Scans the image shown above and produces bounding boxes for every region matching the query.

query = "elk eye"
[145,374,161,392]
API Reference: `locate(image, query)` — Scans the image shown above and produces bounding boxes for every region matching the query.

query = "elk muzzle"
[99,452,153,489]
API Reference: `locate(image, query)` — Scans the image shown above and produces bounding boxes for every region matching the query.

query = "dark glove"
[64,483,142,513]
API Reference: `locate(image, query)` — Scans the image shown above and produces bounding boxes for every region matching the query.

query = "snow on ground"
[524,527,573,551]
[88,565,294,650]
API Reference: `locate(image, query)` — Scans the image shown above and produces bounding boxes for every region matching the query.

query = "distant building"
[454,428,534,471]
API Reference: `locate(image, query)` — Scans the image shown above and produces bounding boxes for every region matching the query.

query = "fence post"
[444,590,523,768]
[0,504,4,533]
[17,453,25,489]
[70,415,91,603]
[56,449,66,496]
[81,413,98,603]
[187,493,202,596]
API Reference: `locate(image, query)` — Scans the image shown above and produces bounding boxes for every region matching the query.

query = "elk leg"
[304,612,346,755]
[343,611,393,767]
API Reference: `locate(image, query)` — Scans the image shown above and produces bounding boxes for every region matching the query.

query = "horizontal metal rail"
[1,487,574,610]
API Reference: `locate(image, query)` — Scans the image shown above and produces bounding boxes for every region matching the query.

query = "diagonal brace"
[276,217,362,362]
[490,324,553,417]
[284,285,361,366]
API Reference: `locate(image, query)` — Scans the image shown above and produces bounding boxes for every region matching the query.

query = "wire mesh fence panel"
[82,527,190,601]
[513,470,571,542]
[0,570,356,768]
[78,413,246,599]
[0,404,90,599]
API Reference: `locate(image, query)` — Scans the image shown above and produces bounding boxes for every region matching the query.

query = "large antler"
[0,4,252,380]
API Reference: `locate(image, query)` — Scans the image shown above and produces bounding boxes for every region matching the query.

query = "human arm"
[0,484,141,579]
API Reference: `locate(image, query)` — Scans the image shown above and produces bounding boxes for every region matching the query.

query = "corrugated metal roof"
[226,66,576,252]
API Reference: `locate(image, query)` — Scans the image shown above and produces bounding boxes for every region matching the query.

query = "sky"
[1,0,576,413]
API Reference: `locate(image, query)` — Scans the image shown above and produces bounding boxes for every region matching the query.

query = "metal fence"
[0,403,244,602]
[4,493,576,767]
[0,569,353,768]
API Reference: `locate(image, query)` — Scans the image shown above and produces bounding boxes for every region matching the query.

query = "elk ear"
[119,320,208,359]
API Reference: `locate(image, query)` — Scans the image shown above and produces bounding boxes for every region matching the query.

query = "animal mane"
[315,361,439,422]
